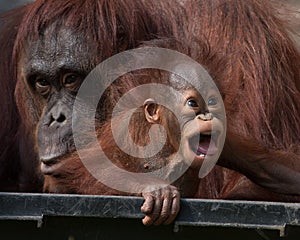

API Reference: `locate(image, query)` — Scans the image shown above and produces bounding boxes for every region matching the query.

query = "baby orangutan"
[94,68,225,224]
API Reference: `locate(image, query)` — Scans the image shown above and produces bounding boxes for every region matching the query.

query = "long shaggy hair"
[181,0,300,149]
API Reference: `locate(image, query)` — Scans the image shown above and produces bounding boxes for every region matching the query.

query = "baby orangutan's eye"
[186,99,199,108]
[207,96,218,106]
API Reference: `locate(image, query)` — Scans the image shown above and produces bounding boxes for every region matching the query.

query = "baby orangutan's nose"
[197,112,213,121]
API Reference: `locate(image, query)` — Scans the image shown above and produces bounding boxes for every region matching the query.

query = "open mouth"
[188,133,218,159]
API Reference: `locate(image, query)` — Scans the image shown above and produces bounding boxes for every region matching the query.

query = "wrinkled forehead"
[17,24,102,79]
[20,24,95,67]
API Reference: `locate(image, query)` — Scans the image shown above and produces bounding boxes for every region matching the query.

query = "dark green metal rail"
[1,192,300,239]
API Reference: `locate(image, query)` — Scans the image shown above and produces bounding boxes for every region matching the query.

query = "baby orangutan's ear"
[143,98,160,124]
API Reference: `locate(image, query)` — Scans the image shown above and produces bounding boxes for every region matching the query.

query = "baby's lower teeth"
[198,153,206,157]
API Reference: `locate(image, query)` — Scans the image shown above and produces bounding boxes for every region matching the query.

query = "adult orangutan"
[3,0,184,225]
[0,0,178,192]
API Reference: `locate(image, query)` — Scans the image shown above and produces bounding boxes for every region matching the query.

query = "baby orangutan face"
[179,87,224,169]
[143,84,224,171]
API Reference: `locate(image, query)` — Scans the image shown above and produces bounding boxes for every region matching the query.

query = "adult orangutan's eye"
[35,77,51,96]
[63,73,82,89]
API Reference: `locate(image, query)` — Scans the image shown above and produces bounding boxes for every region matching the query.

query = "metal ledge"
[1,192,300,239]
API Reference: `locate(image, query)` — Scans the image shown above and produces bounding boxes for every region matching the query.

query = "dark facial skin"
[19,25,94,174]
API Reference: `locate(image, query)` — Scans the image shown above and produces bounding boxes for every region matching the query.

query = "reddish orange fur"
[1,0,178,192]
[166,0,300,199]
[181,0,300,149]
[0,0,299,202]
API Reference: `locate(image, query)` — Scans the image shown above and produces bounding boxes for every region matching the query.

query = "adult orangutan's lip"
[40,160,64,175]
[40,156,63,175]
[40,155,58,164]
